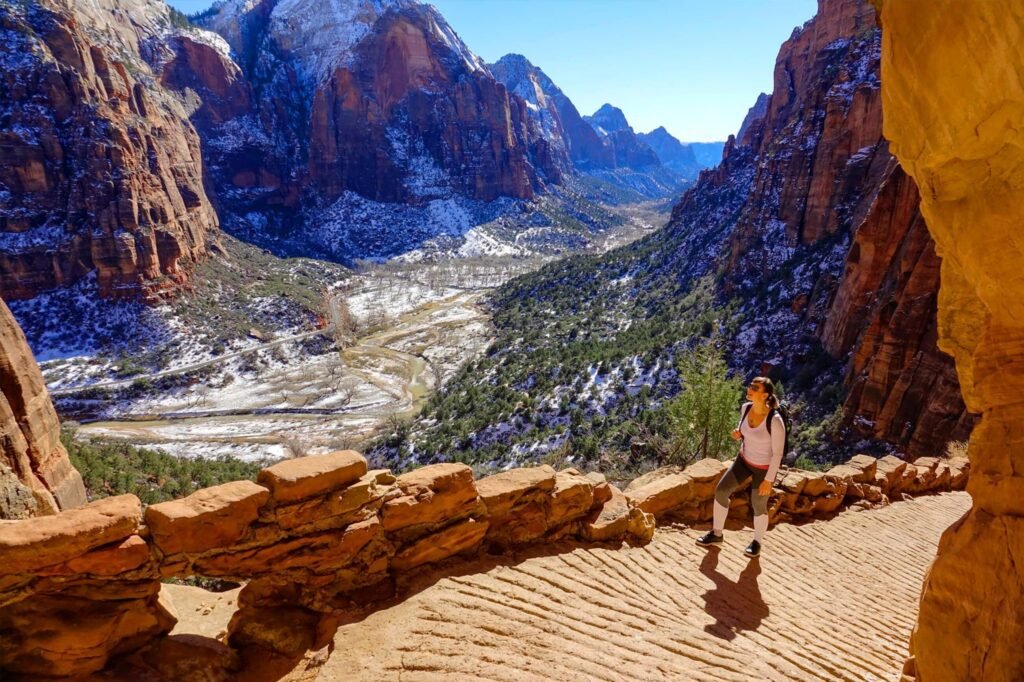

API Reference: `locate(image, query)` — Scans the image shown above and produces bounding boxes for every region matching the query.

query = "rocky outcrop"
[489,56,613,174]
[199,0,543,214]
[0,299,85,518]
[736,92,769,145]
[0,448,967,678]
[0,495,172,677]
[874,2,1024,680]
[308,5,538,203]
[0,0,219,302]
[489,54,574,179]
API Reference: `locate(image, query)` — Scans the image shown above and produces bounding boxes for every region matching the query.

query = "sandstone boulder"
[477,465,557,547]
[846,454,878,481]
[228,605,320,658]
[194,516,384,577]
[625,473,695,518]
[139,634,240,682]
[146,481,269,557]
[624,465,682,492]
[584,471,613,505]
[0,590,176,677]
[875,455,908,491]
[779,471,808,495]
[582,486,632,542]
[682,458,729,499]
[273,469,394,532]
[391,518,488,571]
[476,465,556,518]
[548,470,595,528]
[257,451,367,504]
[49,534,152,577]
[0,494,141,574]
[381,464,480,533]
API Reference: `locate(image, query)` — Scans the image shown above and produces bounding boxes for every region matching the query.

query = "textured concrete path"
[320,492,970,682]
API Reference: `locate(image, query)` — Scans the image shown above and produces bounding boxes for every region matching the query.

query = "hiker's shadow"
[698,548,769,640]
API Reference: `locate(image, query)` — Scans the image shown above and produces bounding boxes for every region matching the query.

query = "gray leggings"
[715,456,769,516]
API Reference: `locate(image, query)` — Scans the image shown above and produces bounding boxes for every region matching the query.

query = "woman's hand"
[731,428,741,441]
[757,480,773,496]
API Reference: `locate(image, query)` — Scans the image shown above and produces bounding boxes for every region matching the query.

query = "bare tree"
[281,434,309,459]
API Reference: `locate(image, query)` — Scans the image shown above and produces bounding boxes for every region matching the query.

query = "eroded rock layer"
[875,2,1024,680]
[0,298,85,518]
[0,0,219,301]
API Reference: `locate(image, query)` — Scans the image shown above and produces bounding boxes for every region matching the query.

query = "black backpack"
[741,402,792,458]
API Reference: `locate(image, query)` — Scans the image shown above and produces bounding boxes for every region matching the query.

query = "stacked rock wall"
[624,453,967,527]
[0,448,968,678]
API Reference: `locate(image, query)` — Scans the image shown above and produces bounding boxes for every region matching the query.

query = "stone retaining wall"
[0,451,968,678]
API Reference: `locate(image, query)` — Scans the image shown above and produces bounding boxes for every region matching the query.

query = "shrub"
[662,341,743,463]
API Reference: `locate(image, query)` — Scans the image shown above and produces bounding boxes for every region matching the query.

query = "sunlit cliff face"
[875,2,1024,680]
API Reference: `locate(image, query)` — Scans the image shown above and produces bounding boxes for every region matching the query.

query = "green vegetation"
[168,7,192,29]
[662,341,743,464]
[167,234,350,360]
[369,158,852,471]
[63,426,266,505]
[373,263,739,470]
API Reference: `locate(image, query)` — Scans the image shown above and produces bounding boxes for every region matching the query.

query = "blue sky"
[167,0,816,142]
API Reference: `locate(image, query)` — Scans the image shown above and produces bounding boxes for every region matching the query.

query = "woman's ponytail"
[754,376,779,410]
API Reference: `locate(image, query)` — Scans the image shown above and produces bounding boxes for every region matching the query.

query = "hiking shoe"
[744,540,761,557]
[696,530,723,546]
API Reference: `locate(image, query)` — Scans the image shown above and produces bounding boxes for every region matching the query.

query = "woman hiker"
[696,376,785,557]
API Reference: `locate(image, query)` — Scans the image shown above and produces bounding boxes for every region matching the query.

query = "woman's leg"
[749,466,769,543]
[712,458,752,534]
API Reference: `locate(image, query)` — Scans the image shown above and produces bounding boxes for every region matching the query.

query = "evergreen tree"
[664,341,743,463]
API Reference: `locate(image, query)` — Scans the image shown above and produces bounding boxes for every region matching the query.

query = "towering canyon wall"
[875,1,1024,680]
[0,0,220,302]
[709,0,973,457]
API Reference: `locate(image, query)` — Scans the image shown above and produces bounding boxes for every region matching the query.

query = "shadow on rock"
[698,547,769,640]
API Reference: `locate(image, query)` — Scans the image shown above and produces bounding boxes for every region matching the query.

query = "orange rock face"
[0,494,171,677]
[0,299,85,518]
[822,159,977,456]
[625,473,695,518]
[0,0,217,302]
[307,6,537,204]
[875,1,1024,679]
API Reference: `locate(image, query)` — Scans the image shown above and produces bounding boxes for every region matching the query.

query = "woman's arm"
[765,412,786,482]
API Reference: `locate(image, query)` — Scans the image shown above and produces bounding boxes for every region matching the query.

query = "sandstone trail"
[167,492,969,682]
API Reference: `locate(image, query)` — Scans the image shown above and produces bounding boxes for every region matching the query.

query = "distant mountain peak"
[207,0,486,84]
[586,104,631,135]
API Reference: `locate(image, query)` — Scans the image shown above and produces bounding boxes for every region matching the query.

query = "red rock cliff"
[718,0,972,457]
[0,0,218,302]
[307,6,538,203]
[0,298,85,518]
